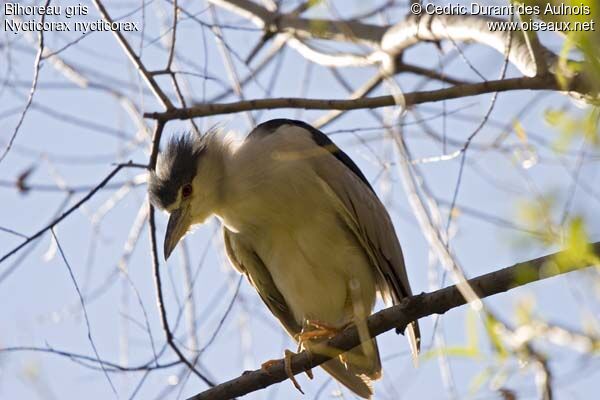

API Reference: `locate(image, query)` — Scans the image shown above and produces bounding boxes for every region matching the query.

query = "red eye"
[182,184,193,198]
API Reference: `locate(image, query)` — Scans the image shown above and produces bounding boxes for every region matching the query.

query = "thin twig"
[199,276,243,352]
[148,202,215,387]
[0,162,138,264]
[0,0,51,163]
[91,0,174,109]
[147,121,215,387]
[166,0,178,70]
[51,229,118,397]
[0,346,181,372]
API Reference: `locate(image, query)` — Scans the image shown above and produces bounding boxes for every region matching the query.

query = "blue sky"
[1,1,599,399]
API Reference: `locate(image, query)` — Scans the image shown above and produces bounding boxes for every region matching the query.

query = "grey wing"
[225,227,381,397]
[312,155,421,356]
[223,227,301,337]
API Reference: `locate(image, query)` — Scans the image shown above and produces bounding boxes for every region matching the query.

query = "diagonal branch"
[0,162,147,265]
[0,0,50,164]
[187,241,600,400]
[92,0,174,110]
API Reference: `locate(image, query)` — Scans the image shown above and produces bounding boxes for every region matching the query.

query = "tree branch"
[145,75,583,121]
[208,0,559,77]
[147,121,215,387]
[92,0,174,110]
[0,0,50,164]
[207,0,386,44]
[187,241,600,400]
[380,14,554,77]
[0,162,142,264]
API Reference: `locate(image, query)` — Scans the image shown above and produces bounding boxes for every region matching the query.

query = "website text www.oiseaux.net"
[488,19,595,32]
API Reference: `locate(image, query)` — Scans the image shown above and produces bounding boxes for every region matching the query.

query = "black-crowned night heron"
[148,119,420,398]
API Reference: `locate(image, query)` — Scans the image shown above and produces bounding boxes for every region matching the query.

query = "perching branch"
[188,241,600,400]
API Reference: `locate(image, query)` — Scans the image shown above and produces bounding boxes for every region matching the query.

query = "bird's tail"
[317,337,382,399]
[405,320,421,367]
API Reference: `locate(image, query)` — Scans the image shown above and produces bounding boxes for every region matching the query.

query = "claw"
[305,319,338,330]
[261,351,305,394]
[305,367,314,380]
[293,341,314,379]
[284,349,304,394]
[297,319,342,347]
[298,328,337,341]
[296,319,348,366]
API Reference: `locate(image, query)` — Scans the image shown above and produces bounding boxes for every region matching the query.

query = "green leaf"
[422,310,482,361]
[553,217,600,271]
[484,314,509,359]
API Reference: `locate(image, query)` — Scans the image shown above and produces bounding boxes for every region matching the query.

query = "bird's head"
[148,132,225,260]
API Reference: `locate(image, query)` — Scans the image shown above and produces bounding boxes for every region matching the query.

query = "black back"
[248,119,375,194]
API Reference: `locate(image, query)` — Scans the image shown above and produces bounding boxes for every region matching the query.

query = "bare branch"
[207,0,386,44]
[380,14,552,77]
[188,242,600,400]
[166,0,178,70]
[148,201,214,387]
[0,0,50,164]
[0,162,141,265]
[208,0,562,77]
[146,75,583,120]
[312,71,383,128]
[0,345,181,372]
[147,121,215,387]
[52,229,118,397]
[91,0,174,109]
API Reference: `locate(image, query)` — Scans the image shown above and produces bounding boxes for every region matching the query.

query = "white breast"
[220,131,377,326]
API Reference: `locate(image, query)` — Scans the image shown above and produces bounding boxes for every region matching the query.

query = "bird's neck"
[209,133,266,232]
[213,134,284,233]
[189,132,238,225]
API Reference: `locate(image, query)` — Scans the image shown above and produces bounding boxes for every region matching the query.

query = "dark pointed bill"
[163,206,190,260]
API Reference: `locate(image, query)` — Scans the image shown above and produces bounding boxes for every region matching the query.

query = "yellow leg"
[295,319,349,370]
[305,319,343,331]
[298,328,337,341]
[297,319,343,344]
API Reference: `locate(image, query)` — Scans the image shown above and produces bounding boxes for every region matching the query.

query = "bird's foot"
[260,350,305,394]
[297,319,341,344]
[296,320,349,366]
[284,349,304,394]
